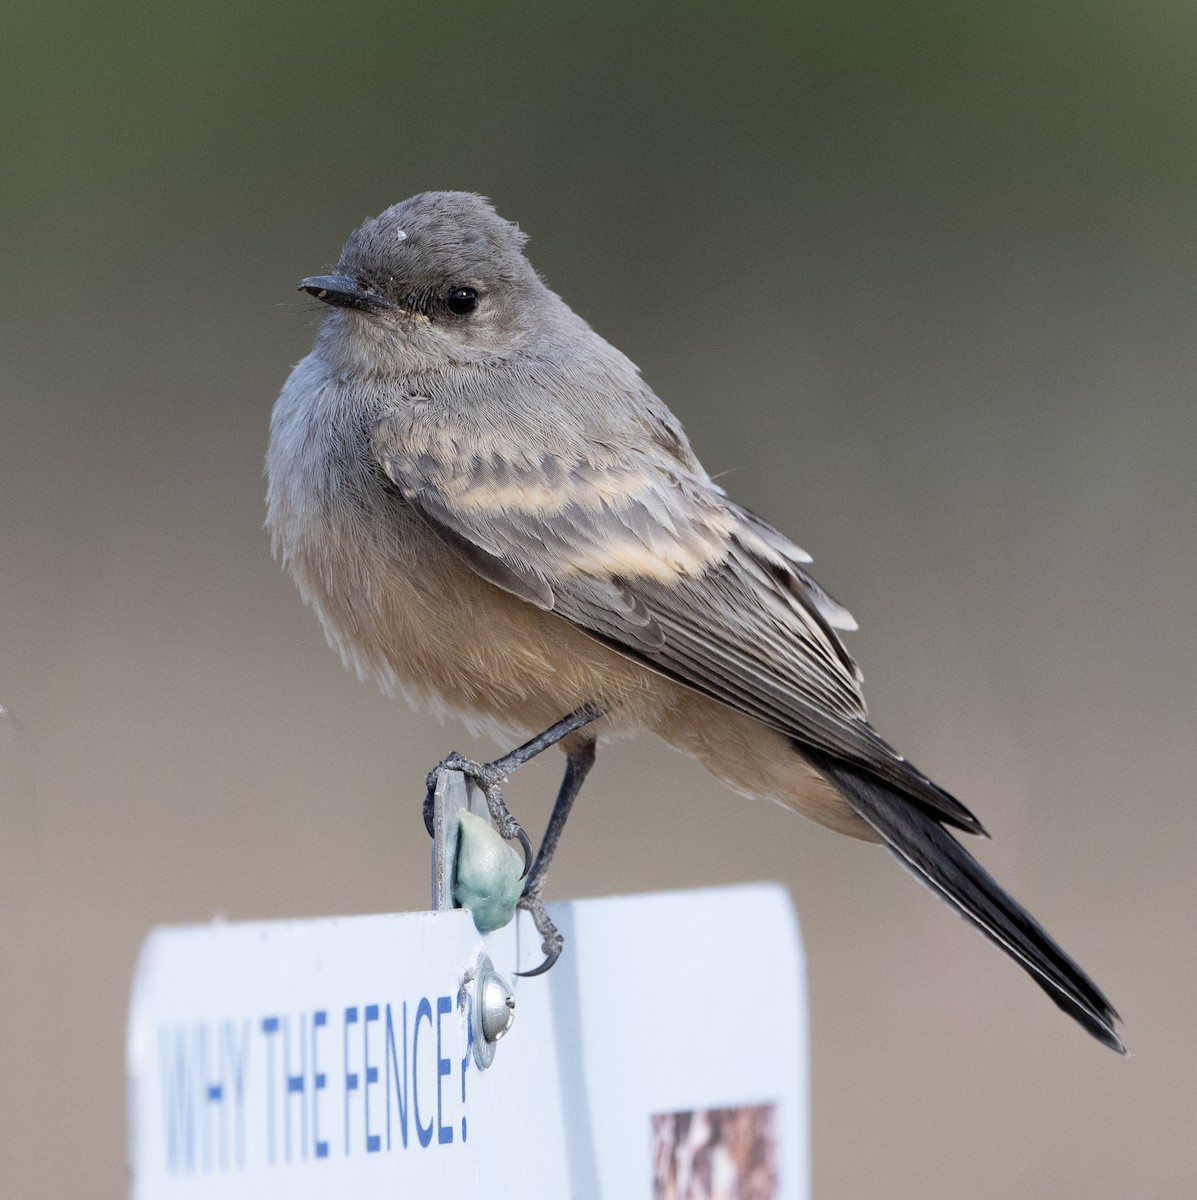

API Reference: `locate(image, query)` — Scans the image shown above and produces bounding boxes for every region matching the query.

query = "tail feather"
[803,747,1124,1053]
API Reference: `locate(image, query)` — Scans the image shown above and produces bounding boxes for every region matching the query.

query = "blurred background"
[2,2,1194,1196]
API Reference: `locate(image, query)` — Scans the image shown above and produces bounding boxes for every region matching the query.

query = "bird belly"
[285,489,667,745]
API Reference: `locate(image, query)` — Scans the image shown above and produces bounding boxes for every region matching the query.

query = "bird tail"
[803,747,1124,1053]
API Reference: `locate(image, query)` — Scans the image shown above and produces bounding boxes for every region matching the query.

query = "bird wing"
[373,413,982,833]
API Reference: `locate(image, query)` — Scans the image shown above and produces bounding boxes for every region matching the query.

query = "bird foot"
[515,885,564,977]
[423,752,534,877]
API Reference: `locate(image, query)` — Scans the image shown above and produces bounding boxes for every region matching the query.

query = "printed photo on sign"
[651,1102,778,1200]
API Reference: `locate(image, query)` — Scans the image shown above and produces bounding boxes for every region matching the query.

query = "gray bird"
[267,191,1122,1051]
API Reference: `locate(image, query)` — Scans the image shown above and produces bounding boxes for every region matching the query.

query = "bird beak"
[298,274,398,314]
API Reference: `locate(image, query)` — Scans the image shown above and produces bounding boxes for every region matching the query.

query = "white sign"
[127,884,809,1198]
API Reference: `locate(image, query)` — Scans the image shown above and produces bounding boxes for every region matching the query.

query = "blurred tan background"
[2,2,1194,1196]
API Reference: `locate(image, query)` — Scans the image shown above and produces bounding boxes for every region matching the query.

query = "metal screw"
[470,954,515,1069]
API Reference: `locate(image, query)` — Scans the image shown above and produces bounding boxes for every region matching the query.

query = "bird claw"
[515,947,561,978]
[512,824,534,879]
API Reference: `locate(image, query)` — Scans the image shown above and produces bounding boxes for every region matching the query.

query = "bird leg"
[516,738,597,977]
[423,704,604,878]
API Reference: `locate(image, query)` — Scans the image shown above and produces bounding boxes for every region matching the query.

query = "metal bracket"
[430,768,490,911]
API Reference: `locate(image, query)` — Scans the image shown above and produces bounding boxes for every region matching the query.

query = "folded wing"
[375,413,982,834]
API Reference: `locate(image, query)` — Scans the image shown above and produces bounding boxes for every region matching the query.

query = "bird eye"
[446,287,479,316]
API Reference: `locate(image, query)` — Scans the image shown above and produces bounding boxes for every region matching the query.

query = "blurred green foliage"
[4,0,1192,286]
